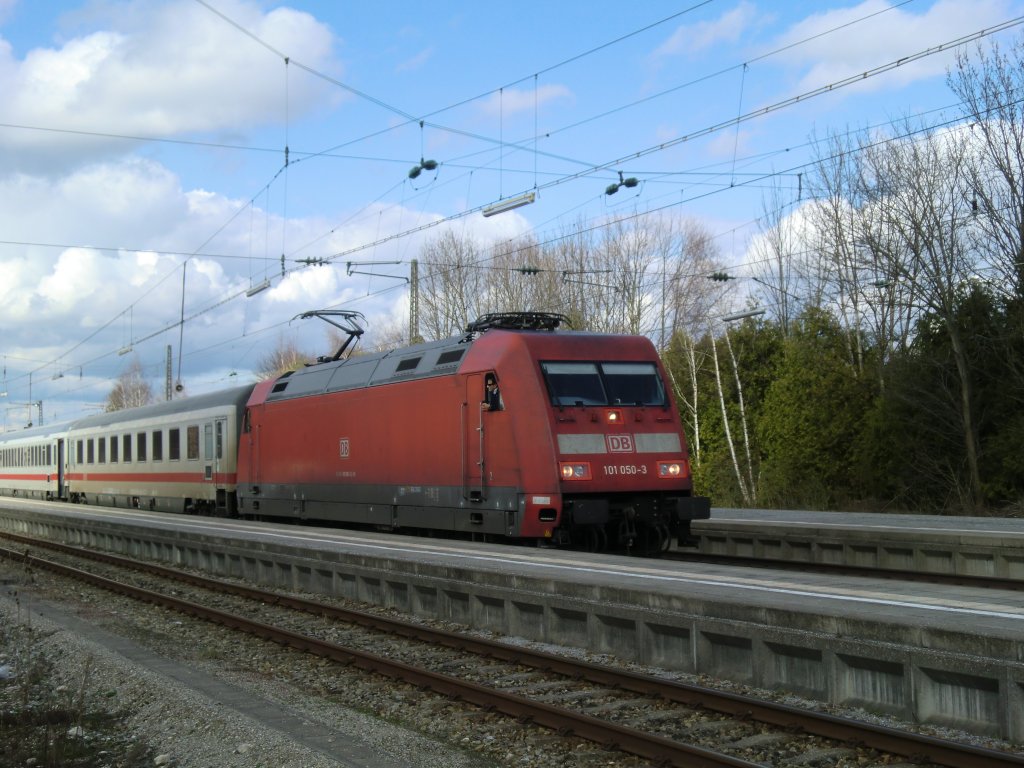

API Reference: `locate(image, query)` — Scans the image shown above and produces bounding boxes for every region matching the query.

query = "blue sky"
[1,0,1022,428]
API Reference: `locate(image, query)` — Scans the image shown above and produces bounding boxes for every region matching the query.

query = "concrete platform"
[694,508,1024,579]
[1,499,1022,742]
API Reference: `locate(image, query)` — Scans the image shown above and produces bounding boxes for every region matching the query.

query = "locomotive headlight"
[559,461,592,480]
[657,461,686,478]
[606,409,622,424]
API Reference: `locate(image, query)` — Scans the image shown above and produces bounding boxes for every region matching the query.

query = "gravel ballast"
[1,562,502,768]
[3,543,1020,768]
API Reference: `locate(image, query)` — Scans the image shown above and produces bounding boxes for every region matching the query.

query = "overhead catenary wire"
[12,79,1017,400]
[6,3,1015,405]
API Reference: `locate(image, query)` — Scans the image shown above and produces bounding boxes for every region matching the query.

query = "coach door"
[215,418,226,480]
[56,439,65,499]
[203,418,227,482]
[463,374,485,501]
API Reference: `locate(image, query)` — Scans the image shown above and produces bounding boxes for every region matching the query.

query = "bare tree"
[867,124,983,508]
[949,38,1024,297]
[364,317,408,352]
[751,180,802,335]
[655,217,725,471]
[851,138,922,370]
[648,216,723,345]
[601,218,659,335]
[550,222,601,330]
[803,131,876,372]
[709,332,752,505]
[257,334,312,380]
[419,230,488,338]
[487,235,566,315]
[105,357,154,412]
[665,332,706,468]
[802,128,925,382]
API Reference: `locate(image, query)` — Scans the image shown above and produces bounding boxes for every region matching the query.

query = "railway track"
[2,532,1022,768]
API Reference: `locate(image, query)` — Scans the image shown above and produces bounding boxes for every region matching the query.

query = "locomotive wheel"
[630,521,668,557]
[572,525,607,552]
[658,524,673,553]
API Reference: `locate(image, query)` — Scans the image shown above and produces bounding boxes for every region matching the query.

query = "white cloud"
[395,46,434,73]
[768,0,1015,92]
[0,0,342,173]
[654,2,758,59]
[705,127,755,160]
[478,83,573,118]
[0,0,16,24]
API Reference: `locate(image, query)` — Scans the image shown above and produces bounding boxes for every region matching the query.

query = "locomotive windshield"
[541,361,667,407]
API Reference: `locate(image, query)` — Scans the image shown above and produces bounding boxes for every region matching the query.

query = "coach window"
[152,430,163,462]
[123,434,132,463]
[76,440,83,465]
[98,437,106,464]
[169,428,181,461]
[110,435,118,463]
[186,426,199,460]
[136,432,147,462]
[87,438,95,464]
[203,423,213,460]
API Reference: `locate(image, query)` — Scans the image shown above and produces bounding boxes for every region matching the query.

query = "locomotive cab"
[538,356,709,554]
[465,313,709,555]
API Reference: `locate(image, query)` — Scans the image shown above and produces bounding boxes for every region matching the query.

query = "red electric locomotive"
[237,312,709,553]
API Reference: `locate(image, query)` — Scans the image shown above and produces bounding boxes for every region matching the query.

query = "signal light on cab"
[657,460,689,478]
[559,461,592,480]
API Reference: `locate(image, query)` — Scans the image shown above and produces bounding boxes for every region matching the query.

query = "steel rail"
[4,533,1024,768]
[0,543,763,768]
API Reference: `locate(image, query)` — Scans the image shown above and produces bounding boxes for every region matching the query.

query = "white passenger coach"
[0,386,250,515]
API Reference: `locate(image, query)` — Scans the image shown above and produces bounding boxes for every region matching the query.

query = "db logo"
[339,438,350,459]
[607,434,634,453]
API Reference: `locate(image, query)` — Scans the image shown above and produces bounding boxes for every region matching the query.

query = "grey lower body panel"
[239,482,522,537]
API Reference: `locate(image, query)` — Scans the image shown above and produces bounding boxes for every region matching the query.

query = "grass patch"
[0,619,153,767]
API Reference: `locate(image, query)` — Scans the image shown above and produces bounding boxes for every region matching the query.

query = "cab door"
[463,373,485,501]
